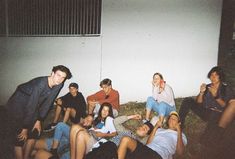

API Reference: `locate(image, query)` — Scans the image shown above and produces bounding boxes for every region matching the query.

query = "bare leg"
[34,149,52,159]
[118,136,137,159]
[63,108,71,123]
[23,139,36,159]
[70,124,85,159]
[53,104,63,123]
[15,146,23,159]
[219,100,235,128]
[88,101,96,114]
[63,108,77,123]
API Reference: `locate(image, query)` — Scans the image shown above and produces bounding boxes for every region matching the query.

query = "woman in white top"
[70,102,117,159]
[145,73,176,127]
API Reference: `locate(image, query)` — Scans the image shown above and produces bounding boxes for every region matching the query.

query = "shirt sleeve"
[113,116,129,132]
[22,84,42,129]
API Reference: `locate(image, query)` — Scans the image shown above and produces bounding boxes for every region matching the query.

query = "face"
[153,74,161,86]
[69,87,78,96]
[101,84,111,94]
[51,70,67,86]
[136,124,149,137]
[101,105,110,119]
[209,72,220,85]
[168,115,179,130]
[82,115,93,127]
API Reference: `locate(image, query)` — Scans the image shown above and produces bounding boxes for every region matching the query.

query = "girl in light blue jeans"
[145,73,176,127]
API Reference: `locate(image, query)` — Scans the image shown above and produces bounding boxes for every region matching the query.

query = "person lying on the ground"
[109,114,154,146]
[118,111,187,159]
[70,102,117,159]
[32,115,93,159]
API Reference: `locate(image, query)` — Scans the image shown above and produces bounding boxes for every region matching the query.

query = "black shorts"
[128,141,162,159]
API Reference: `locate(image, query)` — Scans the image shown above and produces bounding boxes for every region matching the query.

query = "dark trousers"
[179,97,222,127]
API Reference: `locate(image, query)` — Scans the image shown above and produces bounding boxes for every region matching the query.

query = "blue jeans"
[146,96,176,117]
[46,122,70,152]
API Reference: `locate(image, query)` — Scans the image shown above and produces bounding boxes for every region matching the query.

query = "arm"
[114,115,142,133]
[78,93,87,118]
[175,123,185,156]
[196,83,207,104]
[146,123,159,144]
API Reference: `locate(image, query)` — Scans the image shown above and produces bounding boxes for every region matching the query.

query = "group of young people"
[0,65,234,159]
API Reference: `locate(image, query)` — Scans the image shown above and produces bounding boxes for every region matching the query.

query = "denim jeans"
[146,96,176,117]
[46,122,70,152]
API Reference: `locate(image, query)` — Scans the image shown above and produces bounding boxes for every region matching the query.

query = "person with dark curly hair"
[0,65,72,159]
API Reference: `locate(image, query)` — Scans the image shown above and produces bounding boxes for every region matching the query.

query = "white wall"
[0,0,222,105]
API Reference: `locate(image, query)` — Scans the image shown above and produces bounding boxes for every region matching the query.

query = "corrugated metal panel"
[1,0,101,36]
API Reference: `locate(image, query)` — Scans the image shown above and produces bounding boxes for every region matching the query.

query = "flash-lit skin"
[81,115,94,127]
[101,84,112,95]
[197,71,226,107]
[69,87,78,97]
[101,106,110,119]
[48,70,67,88]
[136,124,150,137]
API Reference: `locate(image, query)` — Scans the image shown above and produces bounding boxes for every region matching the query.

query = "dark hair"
[52,65,72,80]
[100,78,112,87]
[93,102,114,126]
[143,121,154,135]
[207,66,225,82]
[153,72,164,80]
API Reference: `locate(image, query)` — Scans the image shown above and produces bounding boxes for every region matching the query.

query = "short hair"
[153,72,164,80]
[207,66,225,82]
[52,65,72,80]
[143,121,154,135]
[100,78,112,87]
[69,83,79,89]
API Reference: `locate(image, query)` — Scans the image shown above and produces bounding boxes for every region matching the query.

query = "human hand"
[128,114,142,120]
[200,83,207,94]
[32,120,41,136]
[56,98,62,105]
[18,129,28,141]
[156,120,163,128]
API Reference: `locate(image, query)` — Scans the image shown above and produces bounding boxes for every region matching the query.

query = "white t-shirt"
[147,128,187,159]
[152,84,175,106]
[93,116,116,134]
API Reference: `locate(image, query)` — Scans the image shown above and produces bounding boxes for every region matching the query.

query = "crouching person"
[118,111,187,159]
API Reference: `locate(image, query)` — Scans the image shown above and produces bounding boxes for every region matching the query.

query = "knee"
[56,122,66,129]
[146,97,155,107]
[71,124,82,134]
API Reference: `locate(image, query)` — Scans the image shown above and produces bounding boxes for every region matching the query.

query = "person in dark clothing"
[0,65,72,159]
[44,82,87,132]
[179,66,234,128]
[178,66,235,153]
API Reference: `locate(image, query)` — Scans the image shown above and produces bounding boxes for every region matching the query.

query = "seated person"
[32,115,94,159]
[44,82,87,132]
[118,111,187,159]
[144,72,176,127]
[178,66,235,152]
[70,102,117,159]
[87,78,119,117]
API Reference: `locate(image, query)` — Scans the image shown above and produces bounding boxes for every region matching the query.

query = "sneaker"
[43,123,57,132]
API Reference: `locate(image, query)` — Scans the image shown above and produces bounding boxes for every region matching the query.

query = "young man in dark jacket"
[0,65,72,159]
